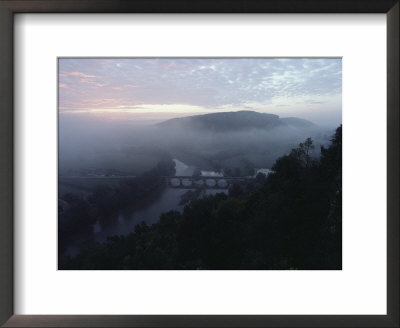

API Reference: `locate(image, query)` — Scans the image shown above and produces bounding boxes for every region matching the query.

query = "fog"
[58,57,342,269]
[59,111,335,176]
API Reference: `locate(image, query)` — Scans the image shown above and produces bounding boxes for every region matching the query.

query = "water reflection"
[94,188,188,242]
[218,179,228,188]
[173,159,195,176]
[67,159,229,257]
[94,187,228,243]
[205,179,216,187]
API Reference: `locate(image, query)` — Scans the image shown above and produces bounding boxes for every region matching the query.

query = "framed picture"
[57,56,343,271]
[0,1,398,327]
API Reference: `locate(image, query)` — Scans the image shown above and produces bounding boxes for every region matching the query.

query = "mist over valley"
[59,110,333,178]
[58,58,342,270]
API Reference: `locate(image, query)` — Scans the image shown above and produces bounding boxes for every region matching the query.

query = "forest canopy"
[60,125,342,270]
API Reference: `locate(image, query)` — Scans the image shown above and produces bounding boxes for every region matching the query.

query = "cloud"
[62,71,96,78]
[58,58,342,125]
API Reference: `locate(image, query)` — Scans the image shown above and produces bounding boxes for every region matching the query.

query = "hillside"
[154,111,322,172]
[280,117,316,128]
[157,110,315,132]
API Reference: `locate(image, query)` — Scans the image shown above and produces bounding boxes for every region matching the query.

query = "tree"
[156,159,176,176]
[295,137,314,167]
[228,183,243,197]
[255,172,267,183]
[192,167,202,178]
[62,127,342,270]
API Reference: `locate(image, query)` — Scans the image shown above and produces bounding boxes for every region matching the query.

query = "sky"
[59,58,342,126]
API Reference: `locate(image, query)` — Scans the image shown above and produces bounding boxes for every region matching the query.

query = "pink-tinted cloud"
[66,71,96,78]
[58,57,342,126]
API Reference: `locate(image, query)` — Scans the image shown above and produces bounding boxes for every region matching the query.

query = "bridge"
[161,176,254,189]
[59,175,256,190]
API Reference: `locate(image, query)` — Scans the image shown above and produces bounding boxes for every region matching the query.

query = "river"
[93,159,228,243]
[63,159,273,257]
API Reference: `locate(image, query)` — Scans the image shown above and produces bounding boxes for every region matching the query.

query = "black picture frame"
[0,1,398,327]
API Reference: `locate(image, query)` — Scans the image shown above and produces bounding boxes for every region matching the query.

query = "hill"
[154,110,325,173]
[157,110,315,132]
[280,117,316,128]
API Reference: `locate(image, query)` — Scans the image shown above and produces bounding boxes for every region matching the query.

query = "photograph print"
[58,58,342,270]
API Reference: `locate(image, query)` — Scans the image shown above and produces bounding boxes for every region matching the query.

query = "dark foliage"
[58,159,176,262]
[60,127,342,270]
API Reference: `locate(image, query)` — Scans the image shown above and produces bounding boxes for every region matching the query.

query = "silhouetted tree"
[61,126,342,270]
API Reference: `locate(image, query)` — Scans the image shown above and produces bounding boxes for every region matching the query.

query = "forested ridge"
[61,126,342,270]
